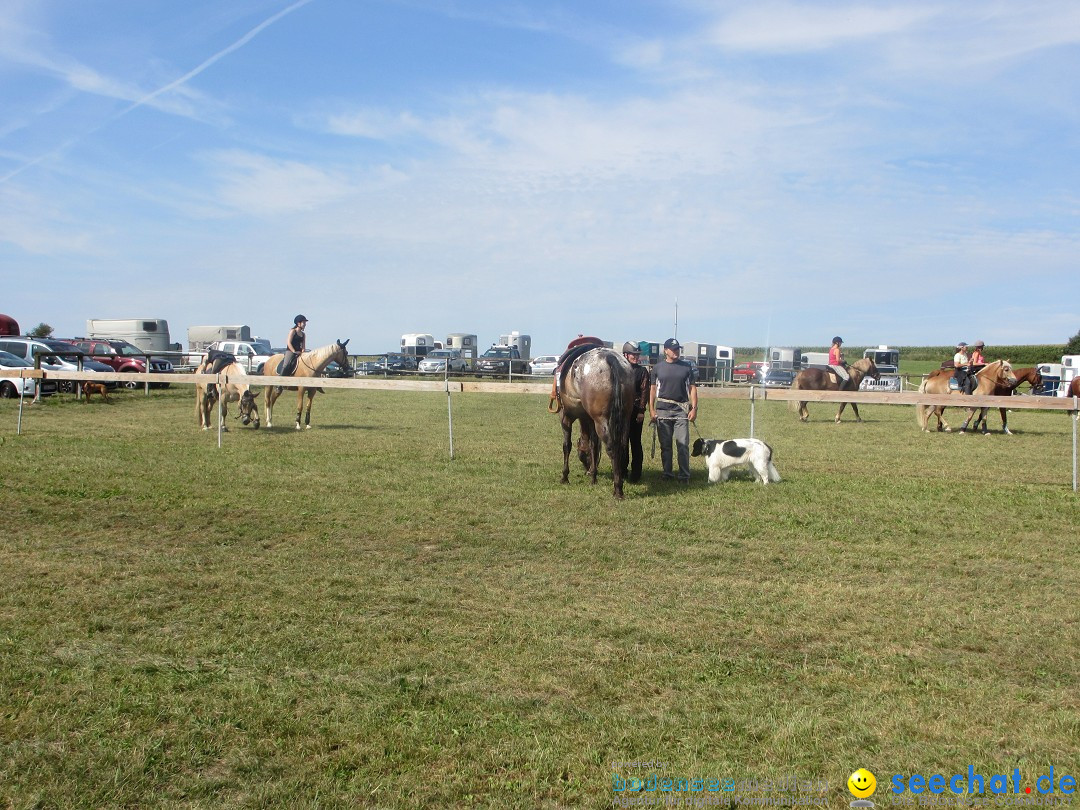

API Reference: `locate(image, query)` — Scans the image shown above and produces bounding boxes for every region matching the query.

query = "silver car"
[528,355,559,375]
[418,349,468,374]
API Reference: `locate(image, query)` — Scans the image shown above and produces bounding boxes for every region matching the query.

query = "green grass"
[1,388,1078,808]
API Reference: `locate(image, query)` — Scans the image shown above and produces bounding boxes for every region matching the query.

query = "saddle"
[202,350,237,400]
[549,337,605,413]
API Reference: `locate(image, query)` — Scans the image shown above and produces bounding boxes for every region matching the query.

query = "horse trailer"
[400,333,435,357]
[86,318,173,353]
[445,333,478,361]
[767,347,803,370]
[188,325,252,352]
[497,332,531,362]
[863,346,900,374]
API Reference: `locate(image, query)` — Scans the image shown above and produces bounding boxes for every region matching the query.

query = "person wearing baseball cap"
[621,341,651,483]
[953,341,973,394]
[649,338,698,483]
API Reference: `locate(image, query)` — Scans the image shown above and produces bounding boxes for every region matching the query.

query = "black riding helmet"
[294,314,308,325]
[832,336,843,344]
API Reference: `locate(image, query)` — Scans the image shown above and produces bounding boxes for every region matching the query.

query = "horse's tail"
[603,352,628,458]
[788,373,802,411]
[915,378,929,430]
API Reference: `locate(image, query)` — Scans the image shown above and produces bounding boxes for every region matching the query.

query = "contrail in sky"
[116,0,316,118]
[1,0,316,184]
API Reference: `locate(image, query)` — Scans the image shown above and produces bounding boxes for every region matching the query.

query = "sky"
[2,0,1079,355]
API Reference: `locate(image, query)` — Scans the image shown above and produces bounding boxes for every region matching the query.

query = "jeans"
[656,406,690,480]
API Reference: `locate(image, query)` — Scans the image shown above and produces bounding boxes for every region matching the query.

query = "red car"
[732,362,764,383]
[70,338,174,389]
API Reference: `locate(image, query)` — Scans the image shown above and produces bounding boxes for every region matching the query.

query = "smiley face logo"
[847,769,876,798]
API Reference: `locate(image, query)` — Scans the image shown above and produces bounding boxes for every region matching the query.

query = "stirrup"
[548,395,561,414]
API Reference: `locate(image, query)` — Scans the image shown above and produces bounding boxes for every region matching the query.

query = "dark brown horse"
[789,357,879,423]
[1069,376,1080,399]
[557,347,634,499]
[916,359,1016,433]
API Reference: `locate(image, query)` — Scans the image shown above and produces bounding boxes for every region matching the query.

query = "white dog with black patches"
[691,438,781,485]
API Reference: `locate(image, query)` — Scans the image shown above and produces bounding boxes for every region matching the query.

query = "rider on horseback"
[828,336,851,387]
[953,341,975,394]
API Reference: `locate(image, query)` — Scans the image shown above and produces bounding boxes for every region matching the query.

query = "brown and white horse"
[263,340,350,430]
[195,360,259,431]
[789,357,879,423]
[557,347,635,499]
[916,359,1016,434]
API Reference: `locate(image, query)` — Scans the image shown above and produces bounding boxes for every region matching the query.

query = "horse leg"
[588,426,600,485]
[937,407,951,432]
[265,388,276,428]
[303,391,315,429]
[834,402,845,423]
[957,407,975,433]
[560,418,573,484]
[294,389,304,430]
[851,402,862,423]
[1000,407,1011,435]
[798,401,809,422]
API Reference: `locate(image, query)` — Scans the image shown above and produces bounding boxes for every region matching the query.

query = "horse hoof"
[305,425,311,430]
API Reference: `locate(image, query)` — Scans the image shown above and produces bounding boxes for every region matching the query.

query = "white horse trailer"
[498,332,531,362]
[682,342,718,382]
[86,318,173,352]
[400,333,435,357]
[445,333,478,361]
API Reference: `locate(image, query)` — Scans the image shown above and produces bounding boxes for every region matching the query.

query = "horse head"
[334,339,353,376]
[855,357,880,381]
[237,389,260,428]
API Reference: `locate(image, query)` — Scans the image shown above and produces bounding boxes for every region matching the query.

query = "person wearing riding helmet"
[953,341,973,394]
[621,341,651,484]
[278,314,308,378]
[828,336,850,385]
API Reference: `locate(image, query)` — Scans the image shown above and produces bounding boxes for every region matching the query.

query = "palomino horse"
[557,347,635,499]
[195,359,260,431]
[263,340,351,430]
[970,366,1042,435]
[916,359,1016,434]
[789,357,879,423]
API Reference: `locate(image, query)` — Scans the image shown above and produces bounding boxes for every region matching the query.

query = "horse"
[195,359,260,431]
[915,359,1016,434]
[263,340,351,430]
[970,366,1042,435]
[557,347,635,499]
[789,357,879,423]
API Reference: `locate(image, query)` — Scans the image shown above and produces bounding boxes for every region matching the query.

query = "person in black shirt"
[649,338,698,483]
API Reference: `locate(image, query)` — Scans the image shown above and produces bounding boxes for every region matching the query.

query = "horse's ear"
[339,339,350,348]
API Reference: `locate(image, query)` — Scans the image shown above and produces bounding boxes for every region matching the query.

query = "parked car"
[0,350,56,398]
[0,337,117,393]
[763,368,796,388]
[418,349,468,374]
[206,340,274,374]
[732,362,764,383]
[353,359,386,376]
[528,355,559,376]
[69,337,174,388]
[475,345,529,377]
[321,361,351,378]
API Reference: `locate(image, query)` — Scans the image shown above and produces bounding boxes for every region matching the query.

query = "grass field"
[2,386,1078,808]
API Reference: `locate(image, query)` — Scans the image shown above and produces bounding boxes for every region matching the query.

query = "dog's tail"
[765,441,781,483]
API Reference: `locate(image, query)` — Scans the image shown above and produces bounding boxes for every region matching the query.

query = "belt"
[656,397,688,405]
